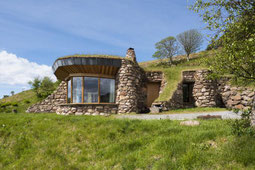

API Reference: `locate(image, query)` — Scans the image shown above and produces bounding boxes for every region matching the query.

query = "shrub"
[12,102,18,107]
[28,77,59,99]
[24,100,31,104]
[230,109,255,137]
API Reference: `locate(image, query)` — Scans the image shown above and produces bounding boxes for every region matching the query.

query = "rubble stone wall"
[115,59,147,113]
[193,70,218,107]
[56,104,118,116]
[26,81,67,113]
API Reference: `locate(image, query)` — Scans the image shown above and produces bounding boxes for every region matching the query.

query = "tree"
[10,91,15,96]
[28,77,57,99]
[28,77,41,97]
[190,0,255,83]
[177,29,203,61]
[152,36,179,65]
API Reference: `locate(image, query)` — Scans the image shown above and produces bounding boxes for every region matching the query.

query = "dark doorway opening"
[182,82,195,107]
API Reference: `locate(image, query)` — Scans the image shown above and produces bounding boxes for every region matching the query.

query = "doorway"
[182,82,195,107]
[146,82,161,107]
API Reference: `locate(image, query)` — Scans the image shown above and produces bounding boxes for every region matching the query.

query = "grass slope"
[0,113,255,169]
[0,90,39,113]
[140,50,214,101]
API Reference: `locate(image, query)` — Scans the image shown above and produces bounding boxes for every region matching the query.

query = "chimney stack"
[126,47,136,62]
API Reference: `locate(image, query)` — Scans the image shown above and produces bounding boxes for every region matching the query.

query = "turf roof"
[56,54,126,60]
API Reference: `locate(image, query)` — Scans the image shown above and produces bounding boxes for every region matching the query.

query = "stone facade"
[219,82,255,110]
[56,104,118,116]
[193,70,219,107]
[115,59,147,113]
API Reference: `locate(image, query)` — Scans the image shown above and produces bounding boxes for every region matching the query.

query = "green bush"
[11,102,18,107]
[28,77,60,99]
[230,109,255,137]
[24,100,31,104]
[0,102,12,108]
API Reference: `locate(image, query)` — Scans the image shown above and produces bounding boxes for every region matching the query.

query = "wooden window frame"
[67,75,115,104]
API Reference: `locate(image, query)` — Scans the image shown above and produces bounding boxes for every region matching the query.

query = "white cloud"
[0,51,55,85]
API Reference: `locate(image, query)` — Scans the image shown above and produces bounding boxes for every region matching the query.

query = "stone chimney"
[126,48,137,62]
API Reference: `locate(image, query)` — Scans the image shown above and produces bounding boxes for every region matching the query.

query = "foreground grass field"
[1,113,255,169]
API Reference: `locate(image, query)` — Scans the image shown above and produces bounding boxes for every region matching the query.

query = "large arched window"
[67,76,115,104]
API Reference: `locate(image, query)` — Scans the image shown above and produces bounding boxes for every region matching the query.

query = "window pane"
[72,77,82,103]
[100,78,115,103]
[84,77,98,103]
[67,79,71,103]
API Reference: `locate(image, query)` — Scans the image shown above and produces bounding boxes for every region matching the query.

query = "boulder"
[150,107,160,114]
[180,120,200,126]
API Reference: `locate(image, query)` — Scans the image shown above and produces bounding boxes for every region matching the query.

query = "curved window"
[67,76,115,104]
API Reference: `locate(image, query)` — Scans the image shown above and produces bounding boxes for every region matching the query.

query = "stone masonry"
[193,70,218,107]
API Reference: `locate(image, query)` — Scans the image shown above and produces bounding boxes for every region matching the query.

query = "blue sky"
[0,0,208,98]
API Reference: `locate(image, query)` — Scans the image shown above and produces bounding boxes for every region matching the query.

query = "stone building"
[27,48,164,115]
[27,48,255,115]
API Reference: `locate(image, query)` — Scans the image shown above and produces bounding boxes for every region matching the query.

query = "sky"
[0,0,209,98]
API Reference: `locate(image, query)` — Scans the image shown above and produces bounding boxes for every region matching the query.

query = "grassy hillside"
[0,90,39,113]
[0,113,254,169]
[0,50,214,113]
[140,50,214,101]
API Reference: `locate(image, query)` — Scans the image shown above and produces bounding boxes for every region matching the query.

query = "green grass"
[0,113,255,169]
[152,107,227,114]
[140,51,214,101]
[0,90,39,113]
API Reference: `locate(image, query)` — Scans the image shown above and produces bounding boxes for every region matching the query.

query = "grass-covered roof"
[56,54,125,60]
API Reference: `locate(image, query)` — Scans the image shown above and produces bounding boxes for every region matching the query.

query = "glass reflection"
[67,79,71,103]
[84,77,98,103]
[72,77,82,103]
[100,78,115,103]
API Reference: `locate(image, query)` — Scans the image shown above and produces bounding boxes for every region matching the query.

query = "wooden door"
[146,82,161,107]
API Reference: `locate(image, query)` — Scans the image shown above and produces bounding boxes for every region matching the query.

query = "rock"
[75,112,83,116]
[197,115,222,120]
[150,107,160,113]
[232,95,242,101]
[248,92,255,97]
[180,120,200,126]
[235,104,244,110]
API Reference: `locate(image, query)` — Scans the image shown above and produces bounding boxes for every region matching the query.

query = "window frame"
[66,75,116,104]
